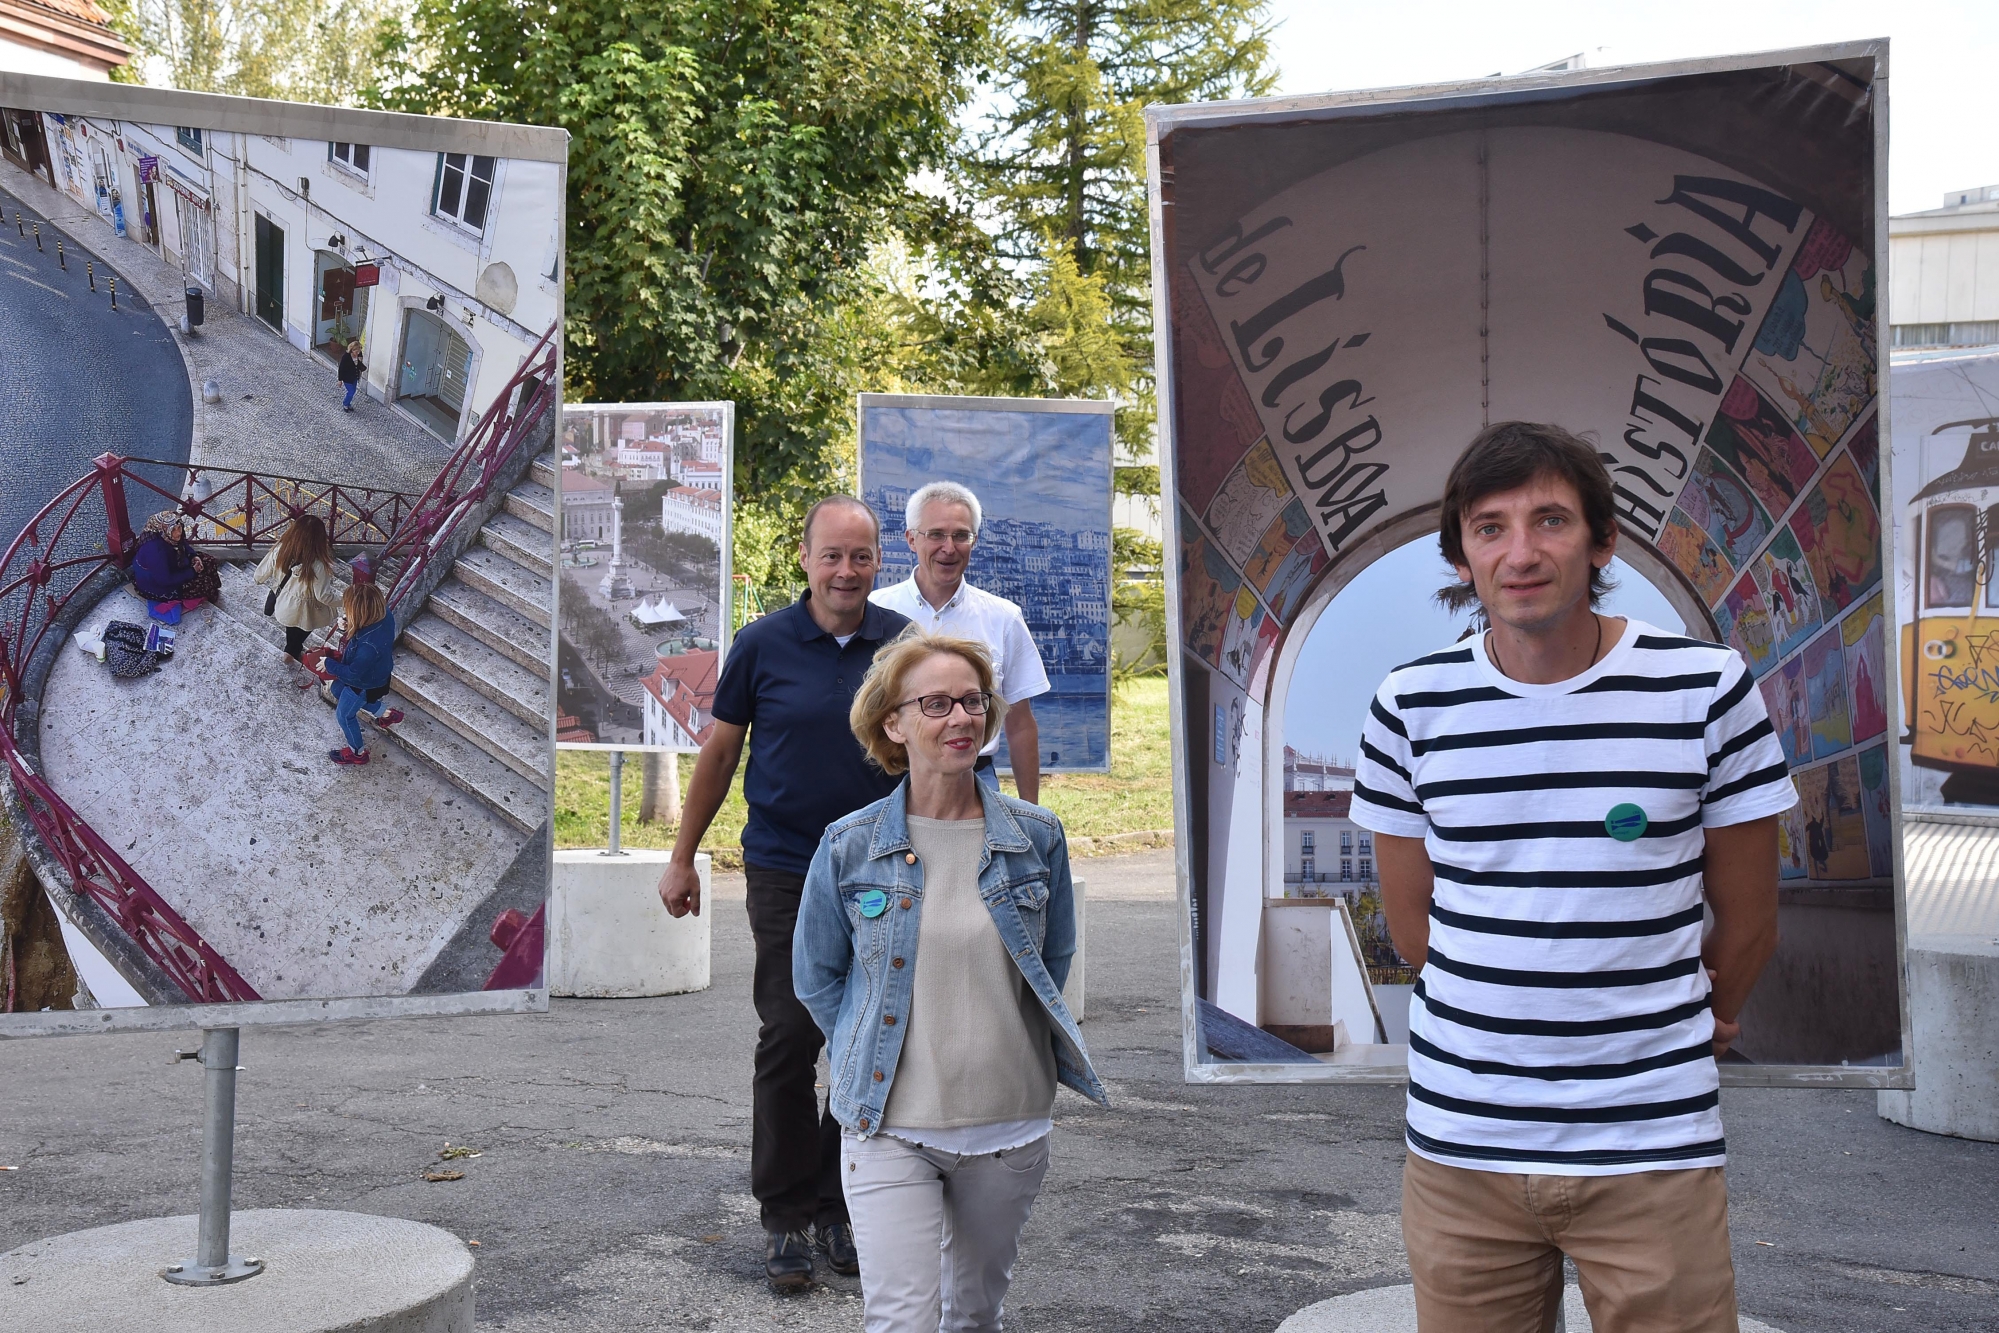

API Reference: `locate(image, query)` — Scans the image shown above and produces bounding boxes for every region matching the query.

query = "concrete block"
[1878,935,1999,1142]
[549,849,710,998]
[1276,1282,1784,1332]
[0,1209,473,1332]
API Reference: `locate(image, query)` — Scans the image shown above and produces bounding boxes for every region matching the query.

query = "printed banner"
[1156,47,1898,1078]
[555,403,733,752]
[859,395,1115,772]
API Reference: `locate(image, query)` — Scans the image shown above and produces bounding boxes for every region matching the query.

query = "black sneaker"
[765,1228,814,1294]
[814,1218,859,1276]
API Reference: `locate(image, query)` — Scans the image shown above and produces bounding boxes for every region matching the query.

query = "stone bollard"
[1878,936,1999,1142]
[548,849,710,997]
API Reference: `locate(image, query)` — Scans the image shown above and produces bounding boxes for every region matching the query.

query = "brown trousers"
[1402,1152,1740,1333]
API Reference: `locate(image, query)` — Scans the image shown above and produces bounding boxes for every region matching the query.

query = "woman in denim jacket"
[795,630,1106,1331]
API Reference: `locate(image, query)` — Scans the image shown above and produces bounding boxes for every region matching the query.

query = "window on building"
[1301,830,1315,852]
[176,126,202,155]
[1340,859,1353,881]
[432,153,496,233]
[1301,857,1315,880]
[1358,836,1373,857]
[1340,830,1352,853]
[1359,858,1373,880]
[330,142,371,175]
[1894,321,1999,349]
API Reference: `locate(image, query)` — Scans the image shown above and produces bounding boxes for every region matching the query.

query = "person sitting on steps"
[321,581,403,766]
[130,512,221,611]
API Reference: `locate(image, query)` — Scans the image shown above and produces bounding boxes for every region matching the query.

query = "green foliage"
[104,0,398,103]
[1110,524,1165,677]
[967,0,1275,477]
[370,0,993,607]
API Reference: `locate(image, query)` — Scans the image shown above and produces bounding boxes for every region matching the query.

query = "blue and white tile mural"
[860,395,1114,772]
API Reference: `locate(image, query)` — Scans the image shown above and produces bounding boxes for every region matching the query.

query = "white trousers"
[841,1131,1051,1333]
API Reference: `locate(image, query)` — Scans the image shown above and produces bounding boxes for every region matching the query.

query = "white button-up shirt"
[870,575,1050,756]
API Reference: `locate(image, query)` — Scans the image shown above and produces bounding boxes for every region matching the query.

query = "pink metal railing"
[0,460,262,1002]
[383,320,560,617]
[1,320,558,1003]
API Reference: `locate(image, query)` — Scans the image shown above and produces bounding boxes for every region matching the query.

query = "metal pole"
[604,750,625,855]
[163,1028,264,1285]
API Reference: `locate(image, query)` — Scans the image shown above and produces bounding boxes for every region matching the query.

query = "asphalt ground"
[2,850,1994,1332]
[0,182,190,555]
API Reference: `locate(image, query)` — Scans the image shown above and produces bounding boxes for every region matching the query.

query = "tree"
[103,0,397,102]
[370,0,993,603]
[967,0,1274,496]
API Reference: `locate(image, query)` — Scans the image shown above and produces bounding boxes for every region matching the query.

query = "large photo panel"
[554,402,733,752]
[0,73,565,1035]
[859,394,1115,773]
[1150,44,1904,1084]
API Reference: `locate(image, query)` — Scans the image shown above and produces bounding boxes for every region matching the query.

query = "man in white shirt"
[870,481,1051,803]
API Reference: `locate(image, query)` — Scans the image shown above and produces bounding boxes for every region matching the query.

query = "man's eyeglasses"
[895,690,994,718]
[916,528,977,546]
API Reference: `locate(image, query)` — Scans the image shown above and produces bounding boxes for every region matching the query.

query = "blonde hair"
[343,580,388,633]
[849,629,1002,775]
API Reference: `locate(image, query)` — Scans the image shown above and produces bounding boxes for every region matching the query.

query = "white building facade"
[27,109,561,444]
[1282,790,1374,888]
[661,486,724,543]
[1891,187,1999,351]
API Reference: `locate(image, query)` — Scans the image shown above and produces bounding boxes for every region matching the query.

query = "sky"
[1262,0,1998,217]
[863,406,1112,532]
[1284,540,1684,762]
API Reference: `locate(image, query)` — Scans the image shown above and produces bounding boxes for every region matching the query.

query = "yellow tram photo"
[1904,413,1999,803]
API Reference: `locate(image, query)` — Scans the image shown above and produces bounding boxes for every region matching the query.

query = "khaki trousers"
[1402,1152,1740,1333]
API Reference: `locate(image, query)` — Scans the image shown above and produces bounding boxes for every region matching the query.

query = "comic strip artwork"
[1706,375,1822,519]
[1632,210,1888,884]
[1741,218,1877,459]
[1843,593,1888,744]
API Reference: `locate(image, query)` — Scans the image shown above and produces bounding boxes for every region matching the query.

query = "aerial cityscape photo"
[556,402,732,749]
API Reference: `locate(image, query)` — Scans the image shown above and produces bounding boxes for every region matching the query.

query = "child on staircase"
[322,581,404,766]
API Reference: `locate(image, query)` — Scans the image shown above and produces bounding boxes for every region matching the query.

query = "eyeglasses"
[916,528,977,546]
[895,690,994,718]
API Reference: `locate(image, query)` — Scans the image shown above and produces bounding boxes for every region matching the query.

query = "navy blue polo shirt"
[710,593,911,875]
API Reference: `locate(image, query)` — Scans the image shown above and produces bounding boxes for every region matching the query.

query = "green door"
[254,213,284,330]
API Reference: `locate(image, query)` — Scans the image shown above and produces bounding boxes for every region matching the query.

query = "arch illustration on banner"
[1147,42,1910,1087]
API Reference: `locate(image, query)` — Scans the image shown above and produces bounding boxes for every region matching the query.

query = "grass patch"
[553,676,1173,858]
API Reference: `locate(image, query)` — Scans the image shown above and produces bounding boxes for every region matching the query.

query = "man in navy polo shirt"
[658,495,910,1293]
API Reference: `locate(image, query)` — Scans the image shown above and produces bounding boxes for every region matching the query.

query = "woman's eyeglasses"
[896,690,994,718]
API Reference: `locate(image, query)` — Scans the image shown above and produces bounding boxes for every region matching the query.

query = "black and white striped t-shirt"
[1349,619,1796,1175]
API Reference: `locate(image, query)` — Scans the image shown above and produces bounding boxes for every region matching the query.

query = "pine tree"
[967,0,1275,483]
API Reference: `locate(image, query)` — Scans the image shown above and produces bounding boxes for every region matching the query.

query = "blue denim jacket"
[793,779,1109,1136]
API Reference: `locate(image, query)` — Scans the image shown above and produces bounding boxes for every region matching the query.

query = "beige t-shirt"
[882,815,1057,1130]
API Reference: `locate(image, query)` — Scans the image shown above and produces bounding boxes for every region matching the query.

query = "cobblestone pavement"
[0,159,453,500]
[0,180,189,551]
[1,852,1994,1332]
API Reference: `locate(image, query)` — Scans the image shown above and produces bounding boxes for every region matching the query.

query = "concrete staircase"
[213,456,555,834]
[375,458,555,833]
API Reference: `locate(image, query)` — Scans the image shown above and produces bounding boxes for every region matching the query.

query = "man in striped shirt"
[1350,422,1796,1333]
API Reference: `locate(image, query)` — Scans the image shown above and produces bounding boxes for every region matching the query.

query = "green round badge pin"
[1604,802,1649,841]
[858,889,889,918]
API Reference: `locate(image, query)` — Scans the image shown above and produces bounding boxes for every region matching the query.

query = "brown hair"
[342,580,388,633]
[1436,421,1618,612]
[272,514,332,577]
[848,629,1002,775]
